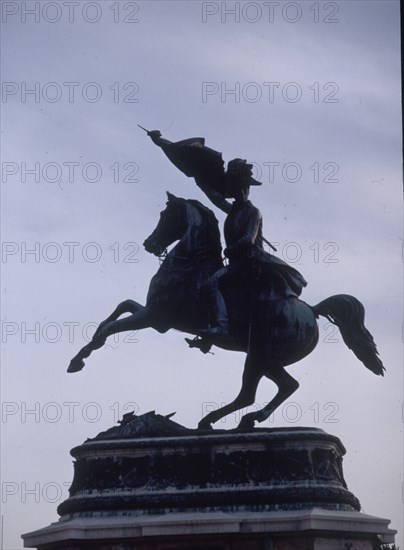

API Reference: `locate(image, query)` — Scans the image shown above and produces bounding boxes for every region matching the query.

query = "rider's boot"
[198,322,229,339]
[198,290,230,340]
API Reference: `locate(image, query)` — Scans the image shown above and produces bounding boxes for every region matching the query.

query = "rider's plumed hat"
[225,158,261,194]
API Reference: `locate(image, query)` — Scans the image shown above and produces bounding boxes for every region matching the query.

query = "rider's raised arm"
[195,178,232,214]
[144,130,231,211]
[147,130,173,148]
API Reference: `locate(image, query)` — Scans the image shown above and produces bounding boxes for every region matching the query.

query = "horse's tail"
[312,294,385,376]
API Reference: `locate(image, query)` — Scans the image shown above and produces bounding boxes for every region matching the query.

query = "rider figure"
[199,158,307,340]
[144,129,307,342]
[198,159,261,338]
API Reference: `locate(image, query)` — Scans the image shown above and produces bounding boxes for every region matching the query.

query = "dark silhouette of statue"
[67,130,385,430]
[145,129,306,342]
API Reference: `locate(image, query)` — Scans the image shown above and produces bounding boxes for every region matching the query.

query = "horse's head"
[143,192,187,256]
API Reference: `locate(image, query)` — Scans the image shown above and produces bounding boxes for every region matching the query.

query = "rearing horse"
[68,193,385,429]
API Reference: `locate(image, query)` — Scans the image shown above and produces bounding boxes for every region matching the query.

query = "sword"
[137,124,152,134]
[263,237,277,252]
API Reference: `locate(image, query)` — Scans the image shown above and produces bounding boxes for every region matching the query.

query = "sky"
[1,1,402,548]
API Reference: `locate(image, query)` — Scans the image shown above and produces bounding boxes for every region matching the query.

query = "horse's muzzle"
[143,238,164,256]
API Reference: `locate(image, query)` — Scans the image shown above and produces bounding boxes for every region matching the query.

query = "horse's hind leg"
[238,365,299,429]
[198,356,263,429]
[68,307,150,373]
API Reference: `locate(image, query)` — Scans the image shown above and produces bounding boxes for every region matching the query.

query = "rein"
[158,249,168,265]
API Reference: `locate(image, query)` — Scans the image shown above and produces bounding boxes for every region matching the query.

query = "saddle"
[185,274,286,354]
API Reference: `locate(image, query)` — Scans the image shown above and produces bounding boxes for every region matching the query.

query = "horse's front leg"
[92,299,144,341]
[67,308,150,373]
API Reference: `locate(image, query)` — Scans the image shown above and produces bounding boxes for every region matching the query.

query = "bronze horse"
[68,193,385,429]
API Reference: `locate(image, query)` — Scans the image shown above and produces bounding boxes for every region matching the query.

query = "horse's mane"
[185,199,221,249]
[168,195,220,239]
[186,199,219,226]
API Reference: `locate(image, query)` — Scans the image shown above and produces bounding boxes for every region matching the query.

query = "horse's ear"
[166,191,177,202]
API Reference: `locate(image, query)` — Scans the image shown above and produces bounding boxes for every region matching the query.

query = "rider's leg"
[198,268,229,337]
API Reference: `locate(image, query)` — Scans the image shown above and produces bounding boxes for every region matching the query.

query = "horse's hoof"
[67,358,85,373]
[198,421,213,431]
[237,414,256,431]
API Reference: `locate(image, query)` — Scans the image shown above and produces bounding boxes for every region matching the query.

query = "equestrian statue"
[68,128,385,430]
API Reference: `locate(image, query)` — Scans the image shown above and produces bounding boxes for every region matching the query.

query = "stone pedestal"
[22,412,396,549]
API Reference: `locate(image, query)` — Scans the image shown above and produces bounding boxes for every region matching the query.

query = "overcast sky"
[1,1,402,548]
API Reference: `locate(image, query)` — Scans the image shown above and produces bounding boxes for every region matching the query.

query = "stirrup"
[185,336,213,354]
